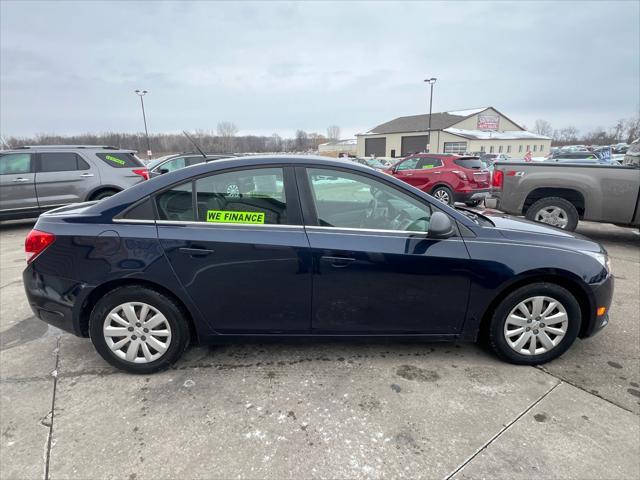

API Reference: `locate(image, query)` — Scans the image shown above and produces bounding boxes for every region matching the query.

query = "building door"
[365,138,386,157]
[401,135,429,156]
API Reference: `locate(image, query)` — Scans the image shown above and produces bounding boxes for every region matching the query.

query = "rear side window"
[453,158,483,169]
[156,182,194,221]
[195,168,287,224]
[96,152,143,168]
[417,158,443,169]
[0,153,32,175]
[39,152,89,172]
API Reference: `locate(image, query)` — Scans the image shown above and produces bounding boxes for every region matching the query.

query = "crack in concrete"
[42,337,60,480]
[535,365,637,415]
[443,381,562,480]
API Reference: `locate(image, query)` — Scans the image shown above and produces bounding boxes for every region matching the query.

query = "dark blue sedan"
[22,156,613,373]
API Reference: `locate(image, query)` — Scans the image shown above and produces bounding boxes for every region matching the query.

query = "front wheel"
[89,285,190,374]
[525,197,579,231]
[488,283,581,365]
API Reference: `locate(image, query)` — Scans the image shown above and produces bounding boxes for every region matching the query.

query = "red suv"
[385,154,490,206]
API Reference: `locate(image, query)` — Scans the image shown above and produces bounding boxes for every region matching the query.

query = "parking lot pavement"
[1,220,638,479]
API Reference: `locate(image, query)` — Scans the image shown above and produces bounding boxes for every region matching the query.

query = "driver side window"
[307,168,433,232]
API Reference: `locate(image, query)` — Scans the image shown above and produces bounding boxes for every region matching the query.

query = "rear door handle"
[80,173,94,178]
[12,177,30,183]
[179,247,214,257]
[321,255,356,268]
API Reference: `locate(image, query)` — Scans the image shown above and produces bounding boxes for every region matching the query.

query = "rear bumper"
[581,273,614,338]
[454,188,490,202]
[23,265,92,337]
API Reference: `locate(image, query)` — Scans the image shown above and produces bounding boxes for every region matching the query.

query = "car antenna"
[182,130,207,159]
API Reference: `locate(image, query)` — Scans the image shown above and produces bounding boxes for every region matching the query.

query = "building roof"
[364,111,473,135]
[360,106,528,136]
[443,127,551,141]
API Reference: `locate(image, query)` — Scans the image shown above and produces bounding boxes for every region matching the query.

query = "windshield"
[457,208,494,227]
[365,158,385,168]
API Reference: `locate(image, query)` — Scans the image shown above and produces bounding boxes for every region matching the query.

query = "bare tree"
[326,125,340,141]
[295,130,308,151]
[533,119,553,137]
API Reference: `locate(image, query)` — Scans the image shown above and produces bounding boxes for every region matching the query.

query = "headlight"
[582,250,611,273]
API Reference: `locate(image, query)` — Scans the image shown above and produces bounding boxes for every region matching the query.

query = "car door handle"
[179,247,215,257]
[321,256,356,268]
[405,173,413,176]
[12,177,30,182]
[80,173,94,178]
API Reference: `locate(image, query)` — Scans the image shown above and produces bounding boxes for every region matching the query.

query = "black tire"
[431,185,454,206]
[488,282,581,365]
[91,189,120,201]
[525,197,579,231]
[89,285,190,374]
[465,200,481,207]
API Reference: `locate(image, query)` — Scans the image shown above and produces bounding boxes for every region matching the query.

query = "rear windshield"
[95,152,143,168]
[454,158,483,169]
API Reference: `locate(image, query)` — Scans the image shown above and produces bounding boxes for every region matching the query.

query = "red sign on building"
[477,114,500,130]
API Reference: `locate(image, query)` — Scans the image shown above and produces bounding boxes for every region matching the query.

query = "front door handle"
[321,255,356,268]
[179,247,215,257]
[12,177,30,183]
[80,173,95,178]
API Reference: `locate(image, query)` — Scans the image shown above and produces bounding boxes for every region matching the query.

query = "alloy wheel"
[534,206,568,229]
[433,189,450,204]
[503,296,568,356]
[103,302,172,363]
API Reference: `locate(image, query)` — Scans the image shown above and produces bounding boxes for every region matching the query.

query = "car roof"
[3,146,136,154]
[147,153,235,169]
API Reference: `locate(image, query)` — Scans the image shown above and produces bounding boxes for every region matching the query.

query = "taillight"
[25,229,56,263]
[132,168,149,180]
[492,169,504,188]
[452,170,468,180]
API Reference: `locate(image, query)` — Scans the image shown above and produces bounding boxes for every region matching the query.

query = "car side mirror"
[428,211,455,239]
[159,168,169,174]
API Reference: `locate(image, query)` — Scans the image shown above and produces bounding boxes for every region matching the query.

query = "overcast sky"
[1,0,638,139]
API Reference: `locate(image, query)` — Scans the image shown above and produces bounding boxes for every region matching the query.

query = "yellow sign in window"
[206,210,265,224]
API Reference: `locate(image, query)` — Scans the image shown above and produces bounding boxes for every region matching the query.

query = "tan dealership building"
[356,107,551,158]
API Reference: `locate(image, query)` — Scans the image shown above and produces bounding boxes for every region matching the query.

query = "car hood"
[476,209,604,253]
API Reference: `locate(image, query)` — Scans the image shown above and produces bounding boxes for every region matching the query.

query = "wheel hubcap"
[534,207,568,229]
[434,190,450,204]
[103,302,172,364]
[503,296,568,356]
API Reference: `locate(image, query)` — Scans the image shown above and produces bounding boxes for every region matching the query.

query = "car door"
[35,151,101,207]
[155,165,312,333]
[298,166,471,334]
[0,152,38,214]
[391,157,422,188]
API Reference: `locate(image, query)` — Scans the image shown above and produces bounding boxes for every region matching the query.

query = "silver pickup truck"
[486,162,640,231]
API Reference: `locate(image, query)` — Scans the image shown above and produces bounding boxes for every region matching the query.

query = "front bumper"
[23,265,92,337]
[581,273,614,338]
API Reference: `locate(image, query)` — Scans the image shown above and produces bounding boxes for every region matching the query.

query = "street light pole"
[135,89,152,159]
[424,78,437,152]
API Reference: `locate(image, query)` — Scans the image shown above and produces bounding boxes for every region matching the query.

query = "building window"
[540,145,544,152]
[507,145,511,153]
[526,145,530,152]
[480,146,485,152]
[498,146,503,153]
[490,146,494,153]
[519,145,523,153]
[533,145,537,152]
[443,142,468,154]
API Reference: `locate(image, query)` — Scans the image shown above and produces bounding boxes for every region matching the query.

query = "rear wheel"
[90,189,120,201]
[525,197,579,231]
[432,186,454,205]
[89,286,190,373]
[488,283,581,365]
